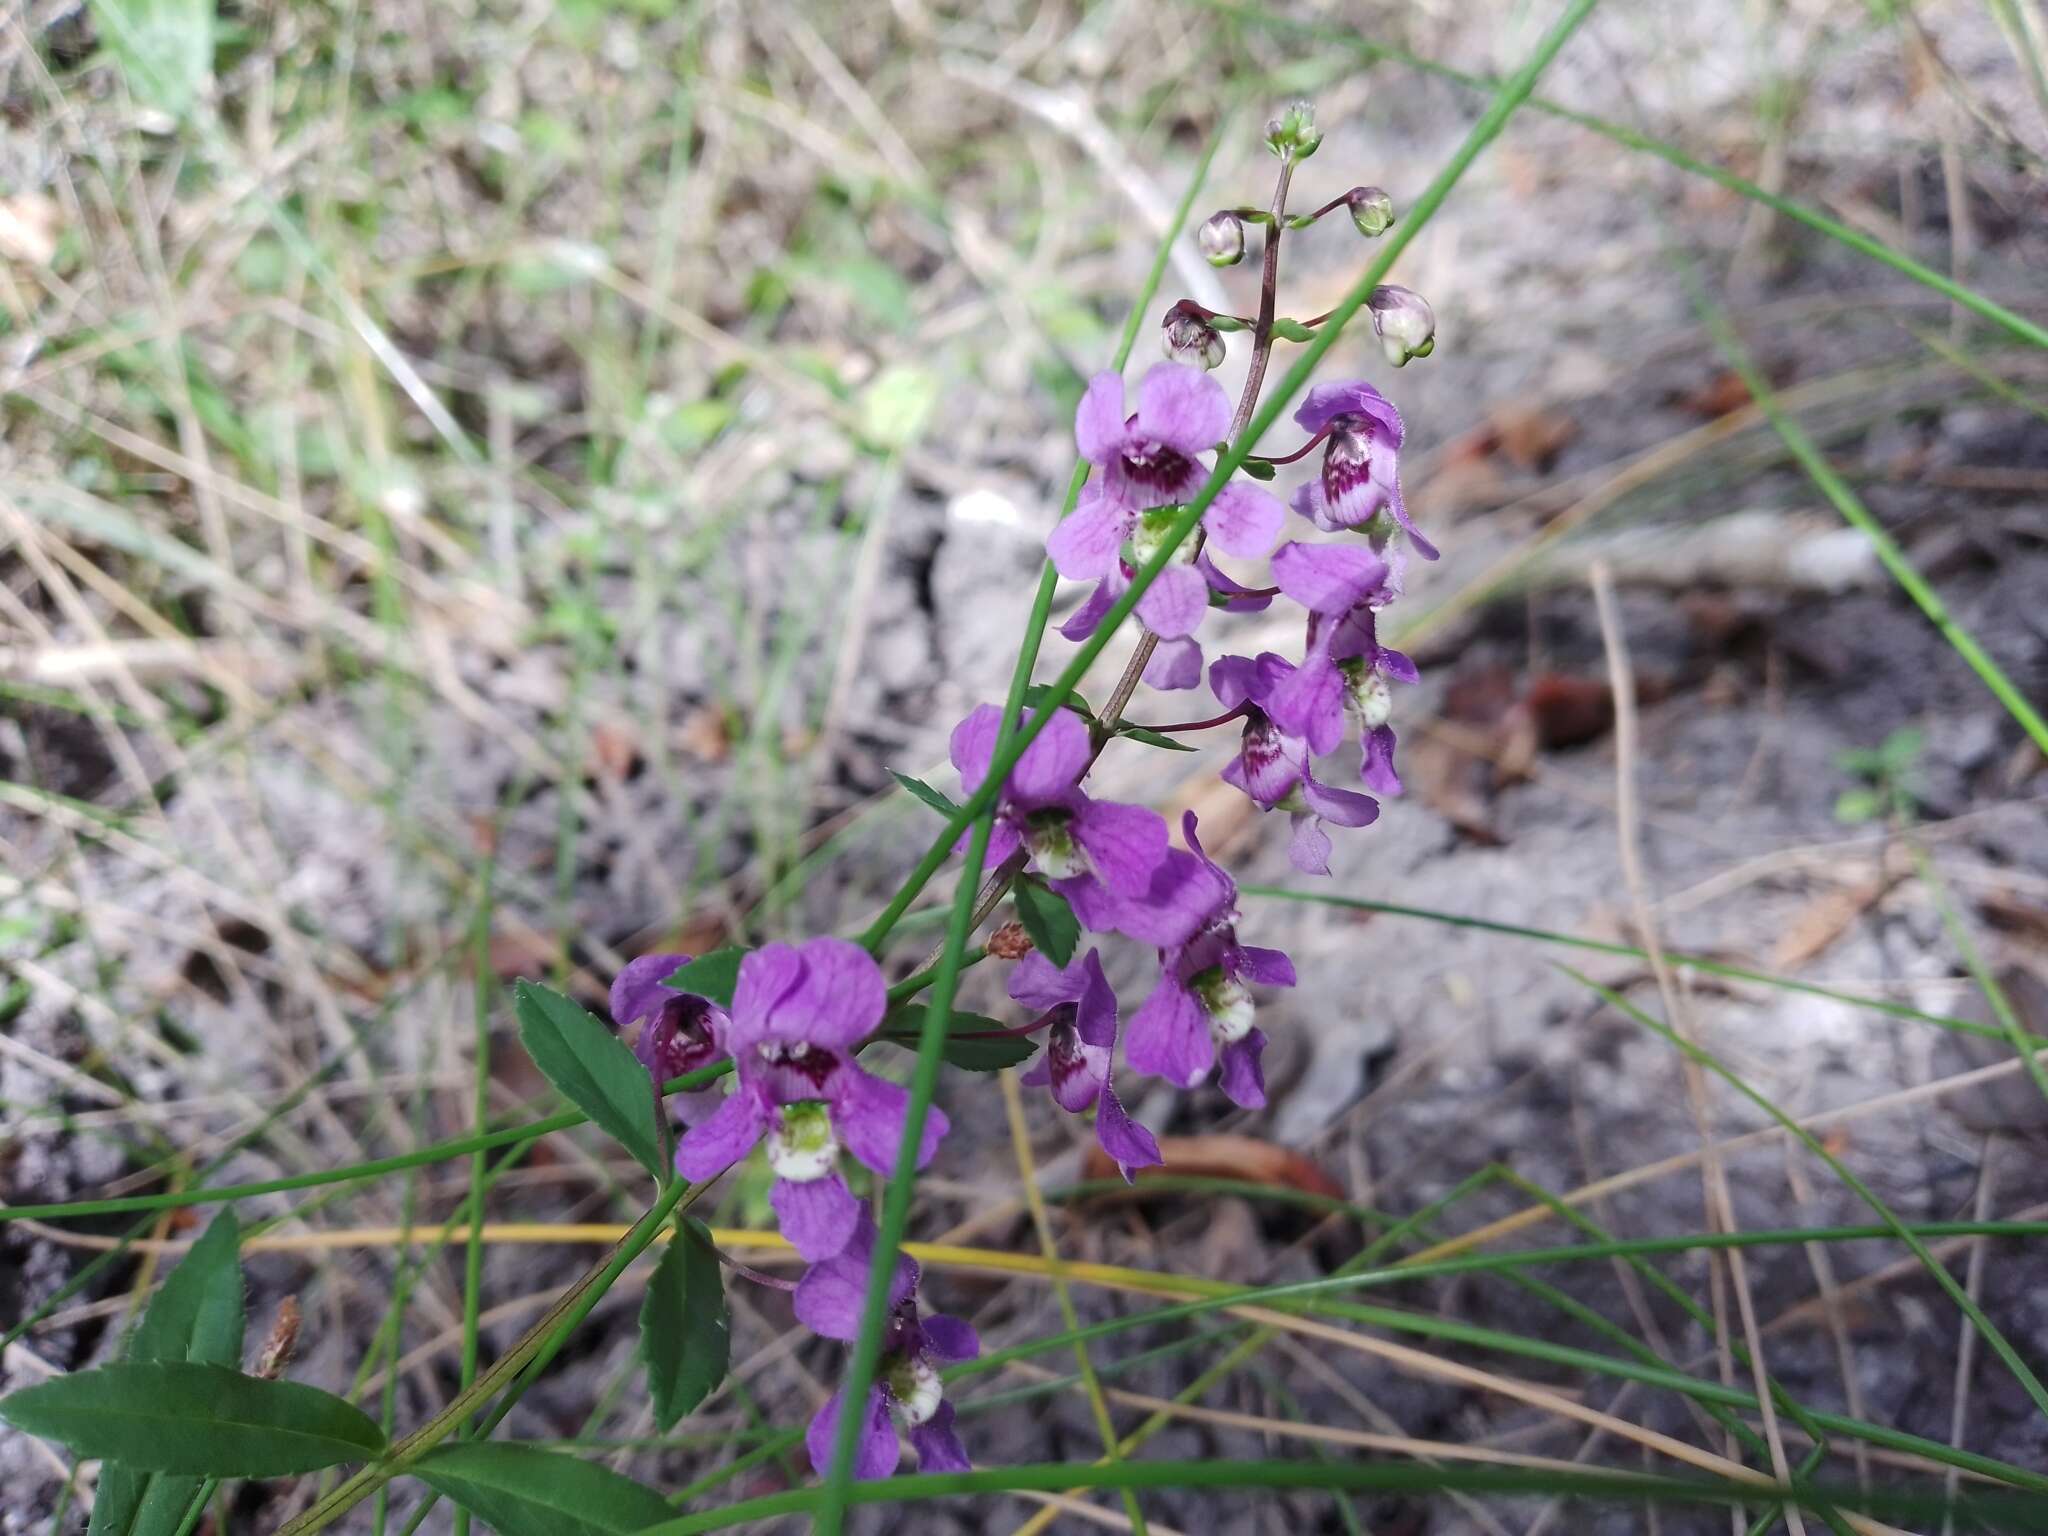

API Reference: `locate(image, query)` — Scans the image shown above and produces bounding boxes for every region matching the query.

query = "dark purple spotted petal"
[610,953,691,1027]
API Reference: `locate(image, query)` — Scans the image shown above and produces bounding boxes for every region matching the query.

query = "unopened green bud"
[1197,210,1245,267]
[1347,186,1395,238]
[1264,101,1322,160]
[1368,284,1436,366]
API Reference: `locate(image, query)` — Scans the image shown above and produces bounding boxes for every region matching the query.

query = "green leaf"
[88,0,213,120]
[0,1362,384,1476]
[663,948,747,1010]
[130,1210,245,1366]
[1021,684,1094,719]
[857,365,939,451]
[413,1442,676,1536]
[91,1212,246,1536]
[1833,787,1883,825]
[639,1218,729,1430]
[1011,878,1079,968]
[513,981,664,1178]
[888,771,959,819]
[881,1005,1037,1072]
[1114,723,1197,753]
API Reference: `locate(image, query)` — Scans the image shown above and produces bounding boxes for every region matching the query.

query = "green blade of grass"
[1564,965,2048,1423]
[1201,0,2048,353]
[1678,254,2048,756]
[1240,886,2036,1046]
[642,1459,2029,1534]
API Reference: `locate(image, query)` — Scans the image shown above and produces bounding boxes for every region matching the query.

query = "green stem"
[274,1178,694,1536]
[859,0,1604,963]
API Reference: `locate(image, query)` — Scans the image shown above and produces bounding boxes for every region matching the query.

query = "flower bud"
[1346,186,1395,238]
[1368,284,1436,366]
[1162,299,1227,371]
[1264,101,1322,160]
[1197,210,1245,267]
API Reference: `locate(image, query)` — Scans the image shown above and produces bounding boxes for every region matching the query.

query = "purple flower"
[675,938,945,1262]
[1210,655,1379,876]
[1265,542,1417,795]
[799,1210,979,1479]
[611,953,730,1125]
[1072,361,1231,512]
[1008,949,1162,1180]
[1047,363,1282,586]
[950,703,1168,914]
[1057,551,1274,693]
[1124,813,1296,1107]
[1286,380,1437,560]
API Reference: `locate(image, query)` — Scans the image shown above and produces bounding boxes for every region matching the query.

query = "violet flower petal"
[1126,978,1214,1089]
[1217,1028,1269,1109]
[1361,723,1403,796]
[1142,635,1203,691]
[921,1314,980,1364]
[1136,360,1231,453]
[772,1171,861,1263]
[1045,486,1129,581]
[674,1088,767,1181]
[1203,481,1286,559]
[1070,799,1169,897]
[1270,541,1390,616]
[1007,705,1091,806]
[610,953,690,1027]
[1134,562,1209,640]
[1095,1080,1162,1180]
[837,1067,947,1175]
[909,1403,972,1473]
[1074,372,1128,466]
[807,1387,897,1481]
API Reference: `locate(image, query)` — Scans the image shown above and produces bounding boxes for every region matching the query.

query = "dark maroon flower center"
[756,1038,843,1101]
[1118,434,1196,501]
[1320,414,1376,514]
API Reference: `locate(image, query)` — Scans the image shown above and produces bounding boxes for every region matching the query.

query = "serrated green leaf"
[88,0,213,120]
[513,981,663,1178]
[92,1212,246,1536]
[413,1442,676,1536]
[1114,723,1198,753]
[639,1218,729,1430]
[880,1005,1037,1071]
[663,948,747,1010]
[888,771,959,819]
[1021,684,1094,719]
[0,1362,384,1476]
[1011,878,1079,968]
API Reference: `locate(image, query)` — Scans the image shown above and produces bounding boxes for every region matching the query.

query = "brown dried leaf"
[1081,1132,1347,1202]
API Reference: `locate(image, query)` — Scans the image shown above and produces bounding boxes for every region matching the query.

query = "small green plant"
[1831,725,1925,826]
